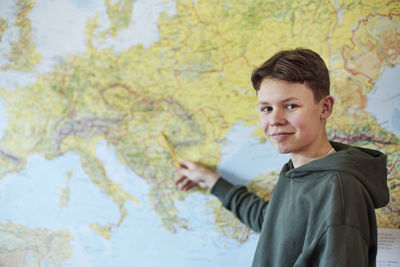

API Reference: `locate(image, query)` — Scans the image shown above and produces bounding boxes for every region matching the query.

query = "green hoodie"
[211,142,390,267]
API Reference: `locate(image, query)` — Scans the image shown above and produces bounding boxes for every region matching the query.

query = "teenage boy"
[176,48,389,267]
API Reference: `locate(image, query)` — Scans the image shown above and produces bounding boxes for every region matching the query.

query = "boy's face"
[257,78,328,155]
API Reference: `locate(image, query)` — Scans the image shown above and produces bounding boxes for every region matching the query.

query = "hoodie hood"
[283,141,390,208]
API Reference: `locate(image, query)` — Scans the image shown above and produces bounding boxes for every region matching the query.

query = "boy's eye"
[261,106,272,112]
[286,104,298,110]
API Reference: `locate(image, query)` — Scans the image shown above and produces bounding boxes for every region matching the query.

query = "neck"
[291,137,334,168]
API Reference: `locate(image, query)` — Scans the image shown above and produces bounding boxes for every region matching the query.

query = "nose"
[270,109,286,126]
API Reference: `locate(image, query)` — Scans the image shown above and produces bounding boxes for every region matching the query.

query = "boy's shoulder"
[281,141,389,208]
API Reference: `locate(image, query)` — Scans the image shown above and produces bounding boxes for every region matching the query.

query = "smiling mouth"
[269,132,293,136]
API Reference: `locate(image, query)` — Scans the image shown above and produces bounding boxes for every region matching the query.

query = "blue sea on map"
[0,137,262,266]
[366,65,400,138]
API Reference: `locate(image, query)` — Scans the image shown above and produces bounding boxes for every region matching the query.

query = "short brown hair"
[251,48,330,102]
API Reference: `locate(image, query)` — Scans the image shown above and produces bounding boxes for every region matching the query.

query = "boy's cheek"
[292,118,319,137]
[259,120,268,134]
[290,113,311,128]
[291,119,306,129]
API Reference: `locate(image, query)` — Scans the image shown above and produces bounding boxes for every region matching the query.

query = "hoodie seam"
[322,224,367,242]
[335,172,345,225]
[313,224,368,264]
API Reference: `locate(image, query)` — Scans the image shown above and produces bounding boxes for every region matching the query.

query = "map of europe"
[0,0,399,266]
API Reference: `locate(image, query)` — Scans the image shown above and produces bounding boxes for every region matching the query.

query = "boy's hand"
[175,160,219,191]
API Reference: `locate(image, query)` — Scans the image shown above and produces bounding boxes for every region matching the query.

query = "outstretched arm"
[175,160,219,191]
[175,160,268,232]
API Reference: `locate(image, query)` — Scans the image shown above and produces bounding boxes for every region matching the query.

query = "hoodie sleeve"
[313,225,370,267]
[210,177,269,233]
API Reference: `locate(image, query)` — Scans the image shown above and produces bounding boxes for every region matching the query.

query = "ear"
[320,95,334,119]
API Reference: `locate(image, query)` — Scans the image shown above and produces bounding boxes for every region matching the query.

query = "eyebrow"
[258,97,299,106]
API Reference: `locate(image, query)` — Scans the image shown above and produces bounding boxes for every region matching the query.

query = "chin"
[277,149,291,154]
[270,143,292,154]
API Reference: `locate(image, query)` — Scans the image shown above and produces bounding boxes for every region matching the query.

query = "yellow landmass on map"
[0,222,73,266]
[207,198,252,244]
[342,15,400,84]
[89,224,112,240]
[85,0,136,43]
[104,0,135,37]
[0,0,398,244]
[1,0,41,72]
[0,18,8,42]
[59,170,72,209]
